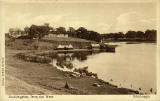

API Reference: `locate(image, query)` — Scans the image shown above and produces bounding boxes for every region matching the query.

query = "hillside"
[5,37,95,50]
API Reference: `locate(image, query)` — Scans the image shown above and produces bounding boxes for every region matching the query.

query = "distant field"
[5,37,94,50]
[42,37,92,42]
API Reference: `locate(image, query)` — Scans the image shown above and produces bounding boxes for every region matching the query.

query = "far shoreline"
[103,40,157,43]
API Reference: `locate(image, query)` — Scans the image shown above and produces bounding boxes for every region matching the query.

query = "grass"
[42,37,91,42]
[5,37,92,50]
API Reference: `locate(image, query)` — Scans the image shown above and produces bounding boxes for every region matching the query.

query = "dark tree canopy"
[56,27,66,34]
[125,31,137,39]
[29,24,50,39]
[136,31,145,39]
[75,27,101,42]
[145,29,157,41]
[67,27,76,37]
[101,29,156,42]
[20,23,156,42]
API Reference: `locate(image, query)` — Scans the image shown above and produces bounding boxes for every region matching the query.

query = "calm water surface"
[52,42,157,94]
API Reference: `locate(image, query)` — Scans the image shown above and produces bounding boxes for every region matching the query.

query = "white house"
[57,44,73,50]
[44,33,68,38]
[9,28,27,38]
[91,43,100,49]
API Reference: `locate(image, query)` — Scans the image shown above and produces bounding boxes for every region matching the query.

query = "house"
[56,43,73,50]
[68,44,73,49]
[9,28,21,38]
[44,33,68,38]
[9,28,28,38]
[91,43,100,49]
[57,33,68,38]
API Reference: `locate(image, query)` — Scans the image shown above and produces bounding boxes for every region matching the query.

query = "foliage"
[56,27,66,34]
[67,27,76,37]
[101,29,156,41]
[144,29,157,41]
[29,24,50,39]
[75,27,101,42]
[12,23,156,42]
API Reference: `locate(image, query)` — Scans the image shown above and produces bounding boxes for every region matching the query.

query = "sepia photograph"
[0,0,159,100]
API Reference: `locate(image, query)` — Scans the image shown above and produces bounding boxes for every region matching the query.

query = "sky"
[2,0,157,34]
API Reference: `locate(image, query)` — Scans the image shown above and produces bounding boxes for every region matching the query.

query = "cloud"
[108,12,156,33]
[4,10,156,34]
[91,23,111,33]
[4,13,31,31]
[4,13,71,32]
[140,18,156,24]
[32,14,71,25]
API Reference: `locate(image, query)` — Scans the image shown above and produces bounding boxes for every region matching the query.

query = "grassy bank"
[5,37,92,50]
[5,37,139,94]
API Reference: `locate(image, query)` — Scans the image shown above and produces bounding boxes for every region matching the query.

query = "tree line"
[21,23,156,42]
[101,30,157,41]
[24,24,101,42]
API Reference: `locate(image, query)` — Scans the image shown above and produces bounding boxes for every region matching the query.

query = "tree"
[24,26,30,34]
[136,31,145,39]
[9,28,14,33]
[68,27,76,33]
[56,27,66,34]
[118,32,125,39]
[29,24,50,39]
[113,32,124,40]
[76,27,88,39]
[144,29,156,41]
[125,31,137,39]
[68,27,76,37]
[89,31,101,42]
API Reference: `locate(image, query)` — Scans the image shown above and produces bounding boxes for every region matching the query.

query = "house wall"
[57,34,68,38]
[9,32,22,38]
[45,33,68,38]
[91,44,100,49]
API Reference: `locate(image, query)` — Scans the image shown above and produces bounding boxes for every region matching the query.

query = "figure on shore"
[64,81,70,89]
[150,88,153,93]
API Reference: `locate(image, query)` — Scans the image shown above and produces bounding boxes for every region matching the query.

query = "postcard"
[0,0,159,101]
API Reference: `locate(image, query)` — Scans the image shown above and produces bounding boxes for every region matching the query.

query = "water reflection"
[51,51,94,70]
[52,51,94,62]
[72,51,93,61]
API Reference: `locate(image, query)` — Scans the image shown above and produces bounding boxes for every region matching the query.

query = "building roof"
[57,44,73,49]
[57,44,64,49]
[91,43,100,47]
[68,44,73,48]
